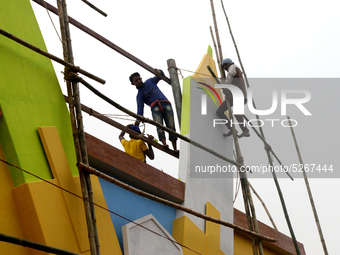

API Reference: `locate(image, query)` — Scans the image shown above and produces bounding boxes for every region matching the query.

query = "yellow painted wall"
[0,127,123,254]
[173,200,287,255]
[172,202,225,255]
[234,233,279,255]
[0,143,30,254]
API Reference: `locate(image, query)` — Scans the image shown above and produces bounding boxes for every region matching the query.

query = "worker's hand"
[155,69,162,77]
[146,134,154,142]
[127,124,133,128]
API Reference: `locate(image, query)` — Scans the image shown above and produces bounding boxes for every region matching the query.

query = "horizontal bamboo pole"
[32,0,171,84]
[0,233,80,255]
[77,162,277,242]
[0,28,105,85]
[71,73,241,168]
[81,0,107,17]
[63,95,180,158]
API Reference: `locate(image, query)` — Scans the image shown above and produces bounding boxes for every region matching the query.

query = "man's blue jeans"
[151,102,177,141]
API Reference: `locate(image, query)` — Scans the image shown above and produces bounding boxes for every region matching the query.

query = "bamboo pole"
[225,86,264,255]
[209,26,221,74]
[220,0,248,86]
[248,182,278,230]
[210,0,225,78]
[0,233,80,255]
[242,115,294,180]
[219,3,301,252]
[287,116,328,255]
[167,59,182,127]
[77,162,277,243]
[63,95,180,158]
[72,73,242,168]
[57,1,99,254]
[81,0,107,17]
[207,67,264,255]
[0,28,105,84]
[32,0,171,85]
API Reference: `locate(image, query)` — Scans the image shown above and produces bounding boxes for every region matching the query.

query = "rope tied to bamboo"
[264,144,272,151]
[167,65,184,79]
[66,71,82,82]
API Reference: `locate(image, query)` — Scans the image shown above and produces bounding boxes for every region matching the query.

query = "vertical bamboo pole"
[248,182,278,230]
[208,66,263,255]
[220,0,248,85]
[167,59,182,127]
[288,116,328,255]
[210,0,225,78]
[209,26,221,75]
[219,1,301,253]
[56,1,99,254]
[226,95,263,255]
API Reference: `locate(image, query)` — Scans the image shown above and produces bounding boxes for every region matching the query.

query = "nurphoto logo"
[200,84,312,128]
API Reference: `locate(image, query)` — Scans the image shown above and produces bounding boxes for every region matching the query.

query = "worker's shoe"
[223,130,237,137]
[237,131,250,138]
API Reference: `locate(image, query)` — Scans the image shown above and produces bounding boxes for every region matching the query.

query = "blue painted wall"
[99,178,177,250]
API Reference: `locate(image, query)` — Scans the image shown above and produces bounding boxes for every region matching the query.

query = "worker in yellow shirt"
[119,124,154,162]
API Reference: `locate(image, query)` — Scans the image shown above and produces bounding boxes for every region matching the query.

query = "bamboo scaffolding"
[210,0,225,78]
[208,67,264,255]
[220,0,248,84]
[63,95,180,158]
[81,0,107,17]
[248,182,278,230]
[287,116,328,255]
[219,3,301,252]
[242,115,294,180]
[0,233,80,255]
[32,0,171,84]
[209,26,221,73]
[57,1,99,254]
[77,162,277,243]
[0,28,105,84]
[70,73,242,168]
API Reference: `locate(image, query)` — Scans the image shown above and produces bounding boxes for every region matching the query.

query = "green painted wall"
[0,0,78,186]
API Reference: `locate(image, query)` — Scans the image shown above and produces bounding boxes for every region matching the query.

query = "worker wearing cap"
[216,58,250,138]
[119,124,154,162]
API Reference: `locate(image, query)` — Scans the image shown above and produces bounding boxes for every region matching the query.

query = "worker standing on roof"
[119,124,154,162]
[129,69,178,152]
[216,58,250,138]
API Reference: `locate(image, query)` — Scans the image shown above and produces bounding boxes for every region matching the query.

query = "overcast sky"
[31,0,340,254]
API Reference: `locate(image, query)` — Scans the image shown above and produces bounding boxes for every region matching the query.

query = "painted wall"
[0,0,78,187]
[99,178,177,251]
[176,49,234,254]
[0,1,122,254]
